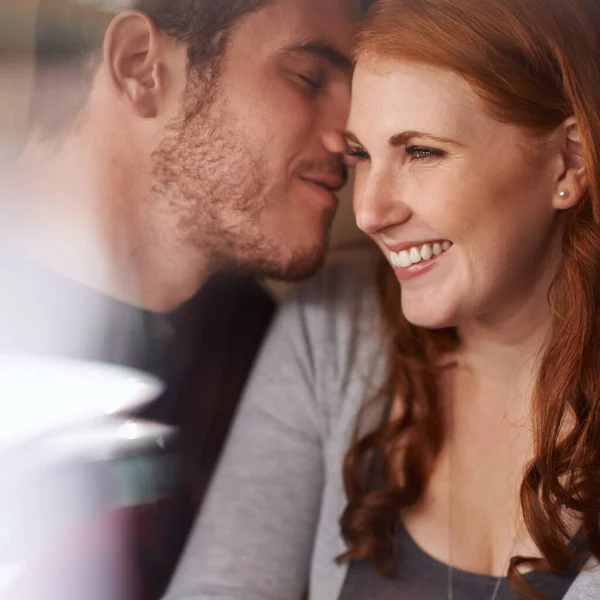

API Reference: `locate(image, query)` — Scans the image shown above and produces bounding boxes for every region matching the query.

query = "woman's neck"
[454,287,554,414]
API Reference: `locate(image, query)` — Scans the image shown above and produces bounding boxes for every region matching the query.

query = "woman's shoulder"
[276,246,388,426]
[292,245,381,318]
[280,246,382,343]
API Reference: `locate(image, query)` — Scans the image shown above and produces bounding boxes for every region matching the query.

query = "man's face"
[151,0,357,282]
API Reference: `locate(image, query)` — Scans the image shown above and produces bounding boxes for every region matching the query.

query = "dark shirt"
[339,522,583,600]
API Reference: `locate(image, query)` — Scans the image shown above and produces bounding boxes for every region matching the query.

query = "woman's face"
[346,60,566,329]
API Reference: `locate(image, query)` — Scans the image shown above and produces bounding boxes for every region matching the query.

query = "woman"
[164,0,600,598]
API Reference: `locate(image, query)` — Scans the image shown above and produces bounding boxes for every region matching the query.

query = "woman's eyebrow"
[389,130,466,148]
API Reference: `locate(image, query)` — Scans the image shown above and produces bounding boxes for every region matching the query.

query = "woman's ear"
[553,117,589,210]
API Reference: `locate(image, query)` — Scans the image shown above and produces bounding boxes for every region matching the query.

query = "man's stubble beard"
[150,76,330,282]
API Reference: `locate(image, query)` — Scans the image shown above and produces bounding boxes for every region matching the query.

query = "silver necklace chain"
[447,497,516,600]
[447,391,519,600]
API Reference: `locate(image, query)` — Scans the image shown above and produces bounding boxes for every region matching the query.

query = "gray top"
[164,249,600,600]
[339,523,583,600]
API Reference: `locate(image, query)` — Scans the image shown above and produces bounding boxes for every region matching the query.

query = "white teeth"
[397,250,412,267]
[409,247,421,264]
[389,240,452,268]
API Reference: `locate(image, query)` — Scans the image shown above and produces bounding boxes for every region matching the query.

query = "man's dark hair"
[32,0,376,137]
[32,0,270,136]
[135,0,271,76]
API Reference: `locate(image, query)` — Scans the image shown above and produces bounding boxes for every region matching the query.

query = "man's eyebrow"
[389,130,466,147]
[343,131,363,145]
[280,41,353,73]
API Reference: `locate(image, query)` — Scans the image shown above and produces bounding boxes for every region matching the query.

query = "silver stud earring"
[558,189,570,199]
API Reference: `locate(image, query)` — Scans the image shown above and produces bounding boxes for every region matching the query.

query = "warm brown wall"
[0,1,38,162]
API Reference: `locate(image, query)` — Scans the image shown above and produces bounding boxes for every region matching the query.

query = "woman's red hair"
[339,1,600,598]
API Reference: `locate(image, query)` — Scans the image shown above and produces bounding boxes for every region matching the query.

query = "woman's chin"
[401,301,458,330]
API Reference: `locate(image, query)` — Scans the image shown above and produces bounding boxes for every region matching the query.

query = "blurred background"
[0,0,38,165]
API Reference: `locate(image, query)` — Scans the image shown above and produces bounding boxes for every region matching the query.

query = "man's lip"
[299,175,346,192]
[383,239,452,253]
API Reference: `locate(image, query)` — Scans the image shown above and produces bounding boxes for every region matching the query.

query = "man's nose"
[322,131,347,154]
[320,80,351,153]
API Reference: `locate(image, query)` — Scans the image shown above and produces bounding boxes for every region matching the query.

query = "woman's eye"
[405,145,446,160]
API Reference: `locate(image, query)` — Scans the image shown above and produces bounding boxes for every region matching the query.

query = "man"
[0,0,367,597]
[2,0,358,313]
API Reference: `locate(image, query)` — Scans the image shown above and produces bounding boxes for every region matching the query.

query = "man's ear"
[103,10,167,119]
[553,117,589,210]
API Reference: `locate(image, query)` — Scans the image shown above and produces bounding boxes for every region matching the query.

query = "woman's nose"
[354,168,412,235]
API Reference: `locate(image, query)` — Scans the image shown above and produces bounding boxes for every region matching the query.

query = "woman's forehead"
[348,61,491,144]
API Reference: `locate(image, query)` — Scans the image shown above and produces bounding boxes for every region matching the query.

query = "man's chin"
[272,252,326,282]
[230,242,329,282]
